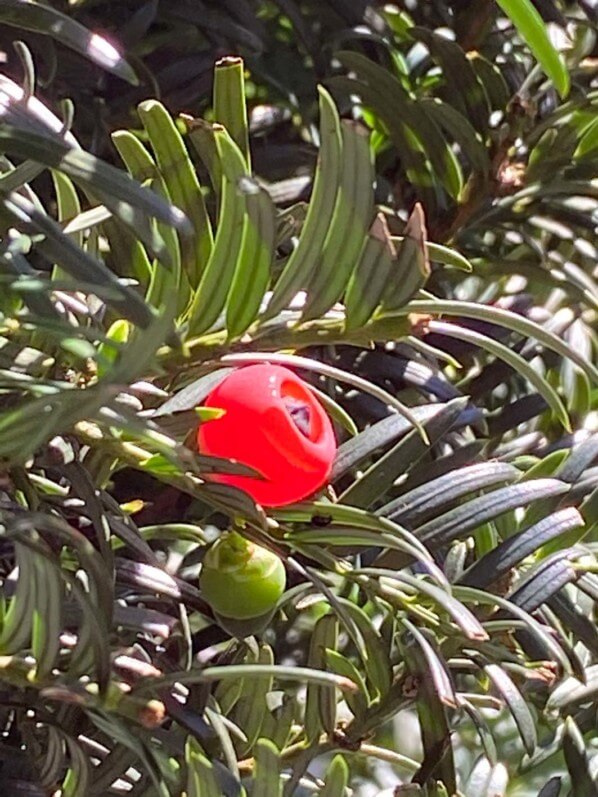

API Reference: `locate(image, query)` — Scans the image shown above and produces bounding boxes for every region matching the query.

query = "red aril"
[197,364,336,506]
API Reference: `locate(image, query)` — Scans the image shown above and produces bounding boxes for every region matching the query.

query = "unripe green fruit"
[199,532,286,621]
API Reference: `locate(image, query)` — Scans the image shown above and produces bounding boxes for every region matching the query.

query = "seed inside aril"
[283,397,311,437]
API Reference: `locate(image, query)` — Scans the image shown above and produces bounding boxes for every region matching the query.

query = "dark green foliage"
[0,1,596,795]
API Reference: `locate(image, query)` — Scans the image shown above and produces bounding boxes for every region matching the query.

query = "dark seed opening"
[283,397,311,437]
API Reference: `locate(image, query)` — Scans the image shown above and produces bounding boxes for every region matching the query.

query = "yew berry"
[197,364,336,506]
[199,532,286,624]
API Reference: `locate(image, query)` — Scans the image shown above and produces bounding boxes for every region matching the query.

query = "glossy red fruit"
[197,364,337,506]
